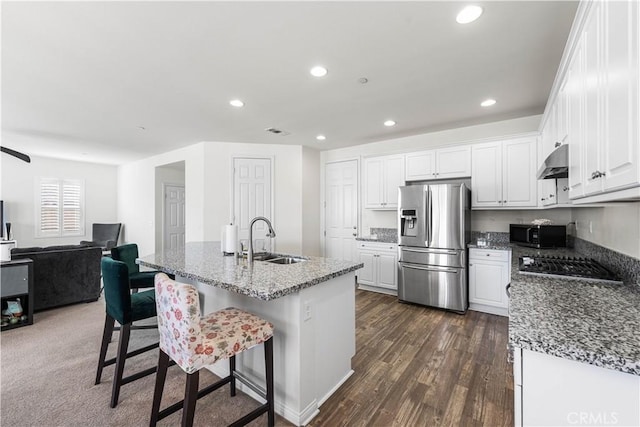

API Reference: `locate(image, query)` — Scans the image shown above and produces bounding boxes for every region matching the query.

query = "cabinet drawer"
[469,248,509,262]
[357,242,397,252]
[1,264,29,297]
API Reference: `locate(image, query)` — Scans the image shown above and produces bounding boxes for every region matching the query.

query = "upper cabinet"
[471,137,538,209]
[566,0,640,202]
[364,154,405,210]
[405,145,471,181]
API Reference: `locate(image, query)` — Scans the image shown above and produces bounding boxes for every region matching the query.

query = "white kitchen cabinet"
[364,155,405,210]
[468,248,510,317]
[566,0,640,202]
[514,348,640,426]
[357,241,398,295]
[405,145,471,181]
[471,137,538,208]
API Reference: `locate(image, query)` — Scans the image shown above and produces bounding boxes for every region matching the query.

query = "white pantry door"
[233,158,273,252]
[325,160,358,261]
[163,184,185,250]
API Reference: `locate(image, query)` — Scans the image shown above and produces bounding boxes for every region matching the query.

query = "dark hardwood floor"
[309,289,514,427]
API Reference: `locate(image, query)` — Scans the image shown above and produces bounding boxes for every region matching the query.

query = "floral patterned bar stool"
[150,273,275,427]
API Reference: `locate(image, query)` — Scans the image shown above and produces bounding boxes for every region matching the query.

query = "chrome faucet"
[247,216,276,264]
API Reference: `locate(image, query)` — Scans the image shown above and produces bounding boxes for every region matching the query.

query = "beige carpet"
[0,297,288,426]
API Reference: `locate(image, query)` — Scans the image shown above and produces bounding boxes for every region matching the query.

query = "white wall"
[118,144,205,256]
[118,141,318,257]
[0,155,118,248]
[572,204,640,259]
[302,147,321,256]
[321,115,543,235]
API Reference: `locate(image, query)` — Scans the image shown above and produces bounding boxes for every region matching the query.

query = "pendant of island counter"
[138,241,363,426]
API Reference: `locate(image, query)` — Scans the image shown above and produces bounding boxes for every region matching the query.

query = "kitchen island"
[138,242,363,426]
[507,245,640,426]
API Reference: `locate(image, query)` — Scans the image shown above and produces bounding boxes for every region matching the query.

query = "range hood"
[537,144,568,179]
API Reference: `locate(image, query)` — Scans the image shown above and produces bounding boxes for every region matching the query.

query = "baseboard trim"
[317,369,354,407]
[205,364,317,426]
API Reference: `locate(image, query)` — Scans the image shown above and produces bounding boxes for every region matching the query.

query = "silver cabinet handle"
[591,170,606,179]
[353,226,357,229]
[503,200,507,204]
[352,233,357,237]
[541,197,547,201]
[486,253,491,256]
[549,194,555,198]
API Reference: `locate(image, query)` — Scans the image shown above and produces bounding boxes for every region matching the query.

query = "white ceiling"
[1,1,578,165]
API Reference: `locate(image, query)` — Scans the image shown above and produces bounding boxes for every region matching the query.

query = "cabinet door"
[357,251,376,286]
[469,260,508,308]
[522,350,640,426]
[471,142,503,208]
[582,2,605,196]
[405,151,436,181]
[376,252,397,290]
[436,146,471,179]
[364,158,384,209]
[567,38,586,199]
[383,156,405,209]
[503,138,538,207]
[601,0,639,192]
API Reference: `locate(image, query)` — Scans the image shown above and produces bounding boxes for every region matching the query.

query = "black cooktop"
[518,255,622,283]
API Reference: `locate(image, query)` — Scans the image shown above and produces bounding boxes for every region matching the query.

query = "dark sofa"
[11,244,102,312]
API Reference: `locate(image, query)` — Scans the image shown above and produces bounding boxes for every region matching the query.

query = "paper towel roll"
[221,224,237,255]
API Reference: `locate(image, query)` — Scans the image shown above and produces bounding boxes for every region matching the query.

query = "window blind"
[36,178,84,237]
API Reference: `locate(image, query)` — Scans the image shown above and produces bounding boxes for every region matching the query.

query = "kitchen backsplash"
[470,231,510,245]
[574,238,640,286]
[369,228,398,241]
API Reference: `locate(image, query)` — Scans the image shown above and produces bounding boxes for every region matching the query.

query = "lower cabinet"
[514,348,640,426]
[468,248,510,317]
[357,242,398,295]
[1,258,34,331]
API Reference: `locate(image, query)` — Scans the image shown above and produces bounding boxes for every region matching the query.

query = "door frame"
[321,157,361,258]
[162,182,185,251]
[229,155,275,248]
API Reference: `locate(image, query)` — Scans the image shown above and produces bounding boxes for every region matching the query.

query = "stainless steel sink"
[265,256,306,265]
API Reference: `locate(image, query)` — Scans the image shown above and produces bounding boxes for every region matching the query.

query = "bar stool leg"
[150,350,170,427]
[110,323,131,408]
[265,337,275,427]
[229,355,236,397]
[95,314,115,385]
[182,370,200,427]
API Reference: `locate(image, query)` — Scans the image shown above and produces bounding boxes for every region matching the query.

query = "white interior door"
[163,184,185,250]
[233,158,273,252]
[325,160,358,261]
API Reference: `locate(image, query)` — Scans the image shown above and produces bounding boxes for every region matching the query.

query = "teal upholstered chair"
[111,243,165,290]
[95,257,158,408]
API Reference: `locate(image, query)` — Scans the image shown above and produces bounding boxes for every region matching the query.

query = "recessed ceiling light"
[358,77,369,84]
[137,126,146,131]
[481,98,497,107]
[456,5,483,24]
[316,135,326,141]
[229,99,244,107]
[384,120,396,127]
[310,66,328,77]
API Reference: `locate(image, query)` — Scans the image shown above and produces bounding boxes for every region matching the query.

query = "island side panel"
[189,272,356,426]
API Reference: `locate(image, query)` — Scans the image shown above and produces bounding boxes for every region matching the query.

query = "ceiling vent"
[265,127,290,136]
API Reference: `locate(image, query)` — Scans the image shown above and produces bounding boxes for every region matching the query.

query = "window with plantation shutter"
[36,178,85,237]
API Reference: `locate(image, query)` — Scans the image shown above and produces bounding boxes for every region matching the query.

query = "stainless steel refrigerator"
[397,183,470,312]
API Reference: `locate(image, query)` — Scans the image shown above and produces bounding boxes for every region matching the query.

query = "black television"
[0,200,3,239]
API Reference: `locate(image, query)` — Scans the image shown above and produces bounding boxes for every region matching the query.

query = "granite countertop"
[355,235,398,244]
[508,246,640,376]
[467,242,512,250]
[137,241,363,301]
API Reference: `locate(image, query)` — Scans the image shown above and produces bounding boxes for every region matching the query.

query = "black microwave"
[509,224,566,248]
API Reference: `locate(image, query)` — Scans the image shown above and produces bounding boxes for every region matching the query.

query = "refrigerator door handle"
[401,263,460,274]
[401,247,459,255]
[426,186,432,247]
